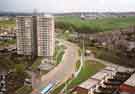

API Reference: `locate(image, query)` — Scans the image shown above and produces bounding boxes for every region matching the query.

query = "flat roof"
[124,73,135,87]
[16,15,54,18]
[117,66,134,73]
[77,66,134,90]
[105,66,134,73]
[37,15,54,18]
[104,66,116,71]
[78,68,114,90]
[91,69,113,81]
[79,78,99,89]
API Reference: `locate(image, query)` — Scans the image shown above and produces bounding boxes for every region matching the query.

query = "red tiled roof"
[120,84,135,93]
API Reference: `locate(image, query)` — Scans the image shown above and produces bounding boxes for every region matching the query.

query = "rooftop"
[79,78,99,89]
[91,69,114,81]
[37,14,54,18]
[104,66,117,71]
[77,66,134,90]
[116,66,134,73]
[105,65,134,73]
[16,14,54,18]
[124,73,135,87]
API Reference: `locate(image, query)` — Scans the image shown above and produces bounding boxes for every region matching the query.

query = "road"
[61,50,84,93]
[32,40,79,93]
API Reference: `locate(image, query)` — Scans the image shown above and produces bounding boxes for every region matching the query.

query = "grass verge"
[52,60,105,94]
[68,60,105,89]
[15,85,32,94]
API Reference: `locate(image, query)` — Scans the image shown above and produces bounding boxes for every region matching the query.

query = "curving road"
[32,40,79,94]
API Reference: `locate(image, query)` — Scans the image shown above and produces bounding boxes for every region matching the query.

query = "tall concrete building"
[37,15,55,58]
[16,16,37,57]
[16,15,54,59]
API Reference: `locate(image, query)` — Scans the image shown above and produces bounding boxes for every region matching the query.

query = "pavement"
[32,40,79,94]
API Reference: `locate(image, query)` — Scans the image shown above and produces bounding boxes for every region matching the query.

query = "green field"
[55,16,135,33]
[1,16,135,33]
[54,45,65,65]
[68,60,105,88]
[0,20,16,28]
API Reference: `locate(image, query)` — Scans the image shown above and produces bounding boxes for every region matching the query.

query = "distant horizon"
[1,11,135,14]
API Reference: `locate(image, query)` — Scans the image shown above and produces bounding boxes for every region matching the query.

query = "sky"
[0,0,135,13]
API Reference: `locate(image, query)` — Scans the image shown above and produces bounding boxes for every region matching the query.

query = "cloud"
[99,0,105,5]
[0,0,135,12]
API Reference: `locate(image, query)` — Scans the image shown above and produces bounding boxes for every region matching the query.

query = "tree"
[14,64,26,75]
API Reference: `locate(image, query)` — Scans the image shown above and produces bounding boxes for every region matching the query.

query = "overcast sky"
[0,0,135,13]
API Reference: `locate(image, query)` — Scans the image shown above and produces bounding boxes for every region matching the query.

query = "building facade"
[37,15,54,58]
[16,15,54,59]
[16,16,37,57]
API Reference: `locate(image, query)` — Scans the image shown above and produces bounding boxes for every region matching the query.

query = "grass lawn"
[15,85,32,94]
[54,44,65,65]
[55,49,64,65]
[68,60,105,89]
[56,16,135,33]
[0,20,16,28]
[51,84,65,94]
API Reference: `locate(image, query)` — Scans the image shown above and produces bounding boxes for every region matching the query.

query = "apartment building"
[16,16,37,57]
[16,15,54,59]
[37,15,54,58]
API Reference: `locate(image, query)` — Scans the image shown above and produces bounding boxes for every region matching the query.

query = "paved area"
[32,40,79,93]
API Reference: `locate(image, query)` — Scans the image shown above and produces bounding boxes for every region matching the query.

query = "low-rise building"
[72,66,134,94]
[119,73,135,94]
[91,68,114,81]
[73,78,99,94]
[73,67,114,94]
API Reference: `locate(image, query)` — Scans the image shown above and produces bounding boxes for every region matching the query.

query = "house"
[119,73,135,94]
[72,67,115,94]
[72,66,134,94]
[73,78,99,94]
